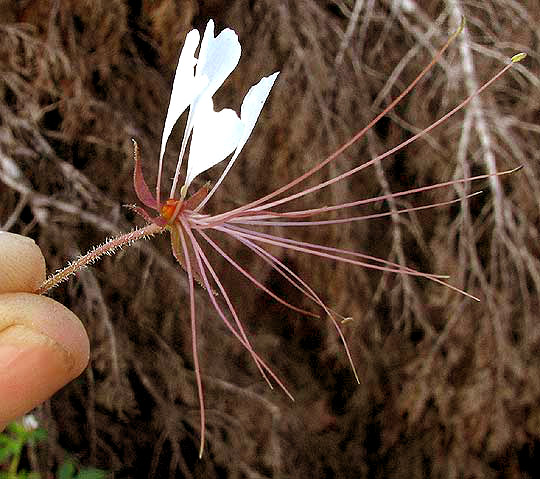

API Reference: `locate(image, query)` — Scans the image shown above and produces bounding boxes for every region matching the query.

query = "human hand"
[0,232,89,430]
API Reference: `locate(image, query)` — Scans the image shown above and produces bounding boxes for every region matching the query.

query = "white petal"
[171,20,242,198]
[236,71,279,157]
[159,28,206,163]
[196,20,242,100]
[181,21,241,158]
[196,72,279,206]
[184,96,243,191]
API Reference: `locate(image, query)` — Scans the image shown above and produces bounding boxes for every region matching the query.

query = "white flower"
[22,414,39,431]
[156,20,279,204]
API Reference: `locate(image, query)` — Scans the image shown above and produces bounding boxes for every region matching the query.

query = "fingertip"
[0,293,90,376]
[0,293,90,425]
[0,232,46,294]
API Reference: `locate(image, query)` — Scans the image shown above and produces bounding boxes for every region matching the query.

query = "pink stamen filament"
[183,224,295,398]
[189,236,274,389]
[175,221,205,459]
[197,229,319,318]
[229,230,354,325]
[229,191,483,227]
[223,229,361,384]
[222,168,519,223]
[210,59,516,225]
[206,24,465,221]
[215,224,480,302]
[224,224,445,281]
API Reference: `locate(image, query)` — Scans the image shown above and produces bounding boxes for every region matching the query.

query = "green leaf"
[74,468,108,479]
[13,470,40,479]
[57,460,76,479]
[7,422,25,436]
[0,440,20,462]
[0,434,15,447]
[27,429,47,443]
[0,446,13,462]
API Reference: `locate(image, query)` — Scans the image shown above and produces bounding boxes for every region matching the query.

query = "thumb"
[0,233,89,429]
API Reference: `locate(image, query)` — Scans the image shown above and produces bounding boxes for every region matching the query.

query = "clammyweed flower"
[36,19,525,457]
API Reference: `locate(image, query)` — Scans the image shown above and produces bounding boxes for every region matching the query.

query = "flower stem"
[36,223,163,295]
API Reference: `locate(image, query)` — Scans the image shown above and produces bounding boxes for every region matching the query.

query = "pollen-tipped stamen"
[247,58,525,215]
[209,20,469,222]
[229,231,361,384]
[220,224,480,302]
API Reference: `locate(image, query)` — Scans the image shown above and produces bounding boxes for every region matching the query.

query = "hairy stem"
[36,223,163,295]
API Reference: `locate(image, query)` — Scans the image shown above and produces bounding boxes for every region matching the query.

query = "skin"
[0,232,89,430]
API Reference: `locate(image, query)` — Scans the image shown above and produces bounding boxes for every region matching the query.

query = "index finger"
[0,232,46,294]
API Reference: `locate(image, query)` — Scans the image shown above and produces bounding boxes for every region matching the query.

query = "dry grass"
[1,0,539,477]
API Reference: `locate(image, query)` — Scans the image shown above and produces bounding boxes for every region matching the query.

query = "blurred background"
[1,0,539,477]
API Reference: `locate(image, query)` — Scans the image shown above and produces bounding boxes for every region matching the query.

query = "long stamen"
[186,227,294,397]
[190,238,273,388]
[211,52,524,226]
[232,167,520,222]
[216,225,441,279]
[229,225,480,301]
[228,232,361,384]
[176,220,205,459]
[208,20,466,221]
[232,234,327,309]
[226,224,446,281]
[248,59,522,214]
[219,224,480,301]
[197,230,319,318]
[231,191,483,227]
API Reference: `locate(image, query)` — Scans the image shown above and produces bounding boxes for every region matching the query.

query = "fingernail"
[0,324,73,374]
[0,325,75,421]
[0,231,36,242]
[0,294,90,378]
[0,233,46,293]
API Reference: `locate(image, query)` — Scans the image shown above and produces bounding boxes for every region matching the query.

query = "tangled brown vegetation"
[1,1,539,478]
